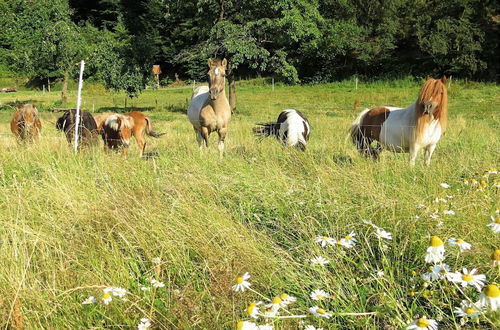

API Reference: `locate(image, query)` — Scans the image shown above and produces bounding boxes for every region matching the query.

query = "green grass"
[0,79,499,329]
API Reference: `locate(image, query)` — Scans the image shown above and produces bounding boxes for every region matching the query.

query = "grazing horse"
[187,58,231,156]
[350,76,448,166]
[10,104,42,142]
[56,109,99,147]
[101,111,163,157]
[253,109,311,151]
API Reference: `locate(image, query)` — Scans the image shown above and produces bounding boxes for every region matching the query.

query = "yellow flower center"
[492,249,500,261]
[272,297,282,304]
[322,236,328,241]
[103,292,111,299]
[464,307,476,314]
[462,274,474,282]
[495,218,500,225]
[237,321,244,329]
[456,239,465,244]
[345,235,352,240]
[485,284,500,298]
[416,318,430,327]
[316,294,324,299]
[246,303,257,315]
[430,236,443,247]
[236,277,244,284]
[317,308,326,314]
[409,290,415,296]
[280,293,289,300]
[439,269,447,274]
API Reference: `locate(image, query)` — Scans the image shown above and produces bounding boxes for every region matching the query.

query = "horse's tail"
[349,108,370,150]
[144,117,165,138]
[253,122,281,139]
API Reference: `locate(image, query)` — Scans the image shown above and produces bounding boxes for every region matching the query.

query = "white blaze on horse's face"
[208,58,227,100]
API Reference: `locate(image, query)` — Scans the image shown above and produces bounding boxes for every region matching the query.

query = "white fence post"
[74,60,85,153]
[272,78,275,91]
[355,77,358,90]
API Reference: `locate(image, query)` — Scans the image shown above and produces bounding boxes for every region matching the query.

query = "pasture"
[0,79,499,329]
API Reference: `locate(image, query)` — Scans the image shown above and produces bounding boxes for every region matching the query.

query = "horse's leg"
[135,131,145,158]
[196,130,204,151]
[409,143,421,166]
[217,127,228,158]
[424,144,437,166]
[201,126,210,148]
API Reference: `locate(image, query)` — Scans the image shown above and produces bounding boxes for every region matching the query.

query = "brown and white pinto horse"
[101,111,163,157]
[187,58,231,157]
[10,104,41,142]
[350,76,448,166]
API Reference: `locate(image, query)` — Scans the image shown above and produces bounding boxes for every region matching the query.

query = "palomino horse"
[187,58,231,157]
[10,104,41,142]
[350,76,448,166]
[253,109,311,151]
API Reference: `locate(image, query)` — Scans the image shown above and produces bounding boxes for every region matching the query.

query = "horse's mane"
[415,77,448,140]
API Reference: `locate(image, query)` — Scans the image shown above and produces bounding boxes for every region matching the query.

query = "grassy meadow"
[0,78,499,329]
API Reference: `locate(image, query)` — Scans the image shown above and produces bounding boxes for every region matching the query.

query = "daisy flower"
[237,321,258,330]
[428,263,451,281]
[454,300,482,318]
[425,236,445,264]
[494,179,500,188]
[266,297,283,312]
[257,324,273,330]
[263,307,277,318]
[315,235,336,247]
[440,183,450,188]
[82,296,96,305]
[491,249,500,266]
[362,219,379,229]
[487,216,500,233]
[309,306,332,318]
[102,287,113,305]
[232,272,251,292]
[375,228,392,240]
[429,213,440,220]
[443,210,455,216]
[310,289,330,301]
[137,318,151,330]
[449,268,486,291]
[112,287,127,298]
[141,286,151,291]
[489,168,498,175]
[376,271,385,277]
[477,284,500,311]
[279,293,296,306]
[339,232,357,248]
[406,316,438,330]
[447,238,471,252]
[246,302,261,319]
[310,256,329,266]
[151,279,165,288]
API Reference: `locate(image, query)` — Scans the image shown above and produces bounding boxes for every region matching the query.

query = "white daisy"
[257,324,273,330]
[406,316,438,330]
[362,219,379,229]
[429,213,440,220]
[112,287,127,298]
[137,318,151,330]
[376,271,385,277]
[232,272,251,292]
[425,236,445,264]
[102,287,113,305]
[487,216,500,233]
[449,268,486,291]
[278,293,296,306]
[310,289,330,301]
[491,249,500,266]
[443,210,455,216]
[237,321,258,330]
[488,168,498,175]
[440,183,450,188]
[82,296,96,305]
[339,232,357,248]
[315,235,336,247]
[375,228,392,240]
[246,302,261,319]
[266,297,284,312]
[309,306,332,318]
[447,238,471,252]
[428,263,451,280]
[454,300,482,318]
[140,286,151,291]
[150,279,165,288]
[477,284,500,311]
[310,256,329,266]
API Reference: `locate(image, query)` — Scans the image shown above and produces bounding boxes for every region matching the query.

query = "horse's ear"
[221,58,227,68]
[440,75,447,84]
[208,58,214,68]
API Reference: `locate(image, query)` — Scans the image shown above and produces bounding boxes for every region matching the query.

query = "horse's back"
[378,105,415,151]
[278,109,310,147]
[187,88,210,129]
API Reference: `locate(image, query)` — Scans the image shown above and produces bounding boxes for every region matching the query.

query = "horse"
[349,76,448,166]
[56,109,99,148]
[187,58,231,157]
[253,109,311,151]
[10,104,42,142]
[101,111,164,157]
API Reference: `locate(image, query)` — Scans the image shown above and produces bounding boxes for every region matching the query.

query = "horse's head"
[105,114,134,147]
[20,104,38,128]
[418,76,447,116]
[207,58,227,100]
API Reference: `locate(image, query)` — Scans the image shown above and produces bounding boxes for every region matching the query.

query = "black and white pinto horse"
[253,109,311,151]
[56,109,99,148]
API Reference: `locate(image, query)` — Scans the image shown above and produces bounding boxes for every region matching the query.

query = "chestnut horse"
[350,77,448,166]
[10,104,41,142]
[187,58,231,157]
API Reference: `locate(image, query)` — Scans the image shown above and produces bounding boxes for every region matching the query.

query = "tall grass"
[0,80,498,328]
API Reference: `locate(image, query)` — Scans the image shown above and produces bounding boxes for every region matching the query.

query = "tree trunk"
[228,73,236,113]
[61,70,69,105]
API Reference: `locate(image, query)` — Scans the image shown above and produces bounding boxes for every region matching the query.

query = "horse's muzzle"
[209,88,219,100]
[423,103,436,115]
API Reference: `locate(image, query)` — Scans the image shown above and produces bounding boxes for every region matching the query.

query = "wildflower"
[138,318,151,330]
[433,198,447,203]
[263,307,277,318]
[454,300,482,318]
[477,284,500,311]
[315,235,336,247]
[151,279,165,288]
[81,296,96,305]
[406,316,438,330]
[375,228,392,240]
[491,249,500,266]
[339,232,357,248]
[447,238,472,252]
[237,321,258,330]
[463,179,469,185]
[443,210,455,216]
[305,326,323,330]
[416,204,426,209]
[257,324,273,330]
[102,287,113,305]
[493,179,500,188]
[112,287,127,299]
[427,263,451,281]
[376,271,385,277]
[449,268,486,291]
[471,178,478,185]
[279,293,296,306]
[232,272,251,292]
[266,297,283,312]
[425,236,445,264]
[246,302,261,319]
[440,183,450,189]
[429,213,440,220]
[310,256,329,266]
[362,219,379,229]
[309,306,332,318]
[140,286,151,291]
[487,216,500,233]
[488,168,498,175]
[151,257,161,264]
[310,289,330,301]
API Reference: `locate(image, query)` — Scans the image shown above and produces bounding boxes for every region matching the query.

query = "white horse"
[350,76,448,166]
